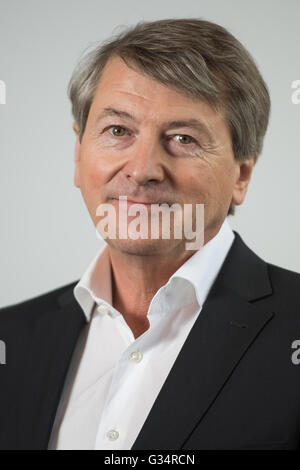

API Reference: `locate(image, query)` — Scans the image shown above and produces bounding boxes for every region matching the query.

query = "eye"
[107,125,128,137]
[173,134,196,145]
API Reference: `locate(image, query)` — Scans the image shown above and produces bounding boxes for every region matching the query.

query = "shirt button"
[129,350,143,363]
[97,304,110,315]
[106,429,119,441]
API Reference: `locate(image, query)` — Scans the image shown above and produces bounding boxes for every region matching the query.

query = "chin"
[106,237,181,256]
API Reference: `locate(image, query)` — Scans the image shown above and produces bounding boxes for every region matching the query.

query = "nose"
[123,135,165,186]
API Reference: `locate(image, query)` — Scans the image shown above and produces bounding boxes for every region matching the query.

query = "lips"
[111,197,171,206]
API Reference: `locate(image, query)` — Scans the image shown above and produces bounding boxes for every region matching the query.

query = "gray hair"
[68,18,271,216]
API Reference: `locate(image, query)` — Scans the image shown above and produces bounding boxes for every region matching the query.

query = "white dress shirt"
[48,217,235,450]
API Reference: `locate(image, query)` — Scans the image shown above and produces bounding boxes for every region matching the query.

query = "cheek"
[77,163,103,219]
[181,161,234,206]
[80,150,106,190]
[180,165,215,201]
[87,164,104,189]
[212,165,237,209]
[81,141,121,188]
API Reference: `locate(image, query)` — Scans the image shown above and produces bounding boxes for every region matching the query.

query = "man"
[1,18,300,450]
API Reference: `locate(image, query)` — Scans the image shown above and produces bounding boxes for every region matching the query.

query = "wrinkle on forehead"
[112,89,203,114]
[113,88,156,103]
[100,87,215,117]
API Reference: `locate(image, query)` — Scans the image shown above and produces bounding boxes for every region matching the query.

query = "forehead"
[89,55,221,122]
[94,56,190,104]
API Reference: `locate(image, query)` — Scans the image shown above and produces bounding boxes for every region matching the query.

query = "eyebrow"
[94,107,215,141]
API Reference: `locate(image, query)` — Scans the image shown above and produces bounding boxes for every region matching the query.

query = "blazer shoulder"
[0,280,79,321]
[267,261,300,305]
[234,230,300,287]
[267,261,300,286]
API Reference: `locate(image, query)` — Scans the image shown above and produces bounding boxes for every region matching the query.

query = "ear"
[73,122,81,188]
[231,155,258,206]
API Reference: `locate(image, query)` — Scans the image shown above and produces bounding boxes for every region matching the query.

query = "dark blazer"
[1,230,300,450]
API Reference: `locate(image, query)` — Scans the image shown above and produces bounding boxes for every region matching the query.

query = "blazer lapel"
[17,285,86,450]
[131,231,275,450]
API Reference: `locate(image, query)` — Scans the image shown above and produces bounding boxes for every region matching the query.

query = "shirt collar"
[73,217,235,322]
[160,217,234,312]
[73,242,113,322]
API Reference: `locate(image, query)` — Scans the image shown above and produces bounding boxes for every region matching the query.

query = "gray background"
[0,0,299,308]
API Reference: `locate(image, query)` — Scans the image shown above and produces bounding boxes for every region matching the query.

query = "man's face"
[74,55,255,255]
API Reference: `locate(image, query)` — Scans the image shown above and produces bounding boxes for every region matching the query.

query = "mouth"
[111,197,172,207]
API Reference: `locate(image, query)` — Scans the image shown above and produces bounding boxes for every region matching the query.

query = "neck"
[108,223,220,319]
[109,244,195,320]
